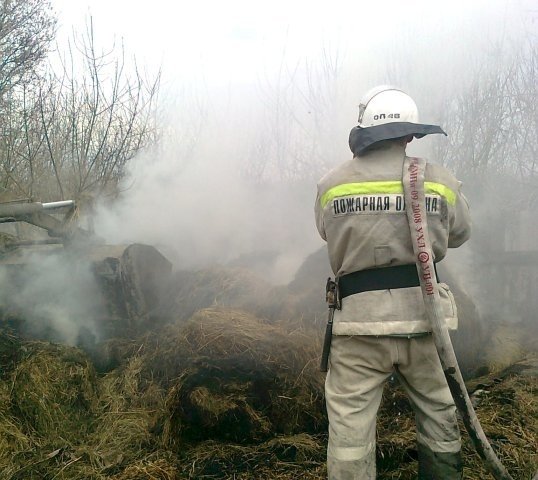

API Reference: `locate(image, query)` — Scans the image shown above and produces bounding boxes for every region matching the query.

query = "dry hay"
[0,339,170,479]
[0,329,22,380]
[460,357,537,479]
[34,306,326,477]
[181,433,326,479]
[0,286,533,480]
[0,342,103,479]
[109,454,179,480]
[41,306,326,477]
[0,390,31,475]
[9,341,97,439]
[162,307,326,448]
[85,354,167,476]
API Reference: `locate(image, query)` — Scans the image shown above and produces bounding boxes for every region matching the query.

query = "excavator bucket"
[0,200,172,342]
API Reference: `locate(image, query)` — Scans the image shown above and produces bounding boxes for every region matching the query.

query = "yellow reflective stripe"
[425,182,456,206]
[320,181,456,208]
[320,181,402,208]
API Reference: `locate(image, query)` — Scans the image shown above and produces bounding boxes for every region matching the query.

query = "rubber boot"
[327,449,376,480]
[417,444,463,480]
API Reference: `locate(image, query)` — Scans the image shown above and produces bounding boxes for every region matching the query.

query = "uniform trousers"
[325,335,462,479]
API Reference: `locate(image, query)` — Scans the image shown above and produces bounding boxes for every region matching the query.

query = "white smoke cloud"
[0,247,102,345]
[91,0,533,287]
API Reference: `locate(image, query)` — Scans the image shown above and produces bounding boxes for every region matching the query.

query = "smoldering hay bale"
[78,305,319,471]
[162,307,326,447]
[165,267,273,322]
[80,307,327,477]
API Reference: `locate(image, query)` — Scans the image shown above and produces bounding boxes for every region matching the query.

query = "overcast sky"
[51,0,535,86]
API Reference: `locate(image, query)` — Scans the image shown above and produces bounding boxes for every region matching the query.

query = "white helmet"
[349,85,446,156]
[358,86,419,127]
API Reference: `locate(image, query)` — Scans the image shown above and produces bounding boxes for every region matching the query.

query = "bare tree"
[435,45,535,182]
[247,42,345,182]
[0,0,56,98]
[0,18,160,207]
[0,84,45,199]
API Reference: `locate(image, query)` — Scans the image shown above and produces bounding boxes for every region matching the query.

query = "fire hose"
[402,156,517,480]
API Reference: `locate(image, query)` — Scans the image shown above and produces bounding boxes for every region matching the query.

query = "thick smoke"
[0,246,102,345]
[94,138,325,283]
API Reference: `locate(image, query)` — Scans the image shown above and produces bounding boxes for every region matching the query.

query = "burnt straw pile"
[0,256,536,479]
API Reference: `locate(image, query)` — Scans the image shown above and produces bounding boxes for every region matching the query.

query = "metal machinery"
[0,200,172,340]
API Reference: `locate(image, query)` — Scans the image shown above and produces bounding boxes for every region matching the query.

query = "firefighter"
[315,86,471,479]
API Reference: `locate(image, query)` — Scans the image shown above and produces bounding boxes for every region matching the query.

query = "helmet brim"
[349,122,447,156]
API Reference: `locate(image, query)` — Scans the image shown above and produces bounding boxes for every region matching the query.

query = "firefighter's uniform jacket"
[315,141,471,480]
[315,141,471,336]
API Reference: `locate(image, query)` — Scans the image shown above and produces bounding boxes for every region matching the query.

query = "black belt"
[338,264,439,299]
